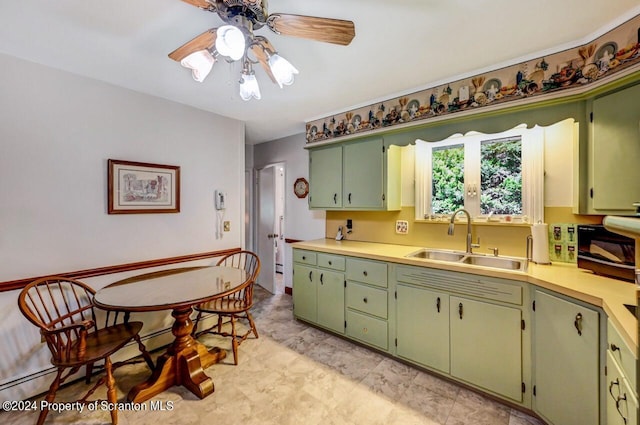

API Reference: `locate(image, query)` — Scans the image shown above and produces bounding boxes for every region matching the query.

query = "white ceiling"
[1,1,639,144]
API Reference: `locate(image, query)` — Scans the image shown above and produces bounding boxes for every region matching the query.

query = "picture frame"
[108,159,180,214]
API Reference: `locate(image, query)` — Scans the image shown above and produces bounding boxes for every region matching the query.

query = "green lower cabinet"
[396,284,450,374]
[317,269,345,334]
[533,290,599,425]
[450,296,523,402]
[293,264,317,323]
[345,309,388,350]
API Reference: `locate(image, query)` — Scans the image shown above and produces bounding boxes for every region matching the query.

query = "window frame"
[415,124,544,223]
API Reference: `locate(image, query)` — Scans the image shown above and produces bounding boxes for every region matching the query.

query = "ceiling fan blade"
[266,14,355,46]
[179,0,215,10]
[168,29,217,62]
[250,38,277,84]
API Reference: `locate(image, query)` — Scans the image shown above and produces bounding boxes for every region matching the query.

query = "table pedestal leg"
[127,307,226,403]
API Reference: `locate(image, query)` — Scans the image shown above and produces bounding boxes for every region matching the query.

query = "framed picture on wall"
[108,159,180,214]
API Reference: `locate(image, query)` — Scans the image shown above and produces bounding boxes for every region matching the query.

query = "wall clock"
[294,177,309,198]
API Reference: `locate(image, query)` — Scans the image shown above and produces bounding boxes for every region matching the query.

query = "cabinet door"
[293,264,317,323]
[533,290,599,425]
[317,270,345,334]
[450,296,522,402]
[343,137,384,209]
[309,145,342,208]
[592,83,640,211]
[396,284,450,373]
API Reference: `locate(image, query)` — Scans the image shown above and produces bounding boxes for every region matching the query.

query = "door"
[533,290,599,425]
[396,284,450,373]
[309,145,342,208]
[257,166,277,294]
[343,137,384,208]
[450,296,522,402]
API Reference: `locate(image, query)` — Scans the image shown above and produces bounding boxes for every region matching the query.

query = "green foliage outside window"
[480,139,522,215]
[431,145,464,214]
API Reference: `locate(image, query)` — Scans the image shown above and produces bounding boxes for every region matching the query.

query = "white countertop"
[293,238,639,355]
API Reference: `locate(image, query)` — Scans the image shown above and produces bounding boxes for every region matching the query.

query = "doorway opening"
[255,162,286,294]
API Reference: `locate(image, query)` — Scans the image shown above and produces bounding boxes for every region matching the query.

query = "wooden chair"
[18,277,154,425]
[192,251,261,365]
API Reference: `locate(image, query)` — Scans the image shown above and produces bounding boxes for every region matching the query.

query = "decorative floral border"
[306,14,640,143]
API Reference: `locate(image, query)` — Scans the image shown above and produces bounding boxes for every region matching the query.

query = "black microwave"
[577,224,635,282]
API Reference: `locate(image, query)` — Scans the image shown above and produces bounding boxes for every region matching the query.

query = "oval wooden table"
[94,266,248,403]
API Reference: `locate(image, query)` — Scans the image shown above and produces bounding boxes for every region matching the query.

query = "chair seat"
[195,297,250,314]
[52,321,144,367]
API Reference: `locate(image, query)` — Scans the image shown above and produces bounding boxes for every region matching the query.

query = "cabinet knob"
[363,297,368,304]
[611,343,620,352]
[328,260,332,265]
[302,256,306,260]
[363,270,368,277]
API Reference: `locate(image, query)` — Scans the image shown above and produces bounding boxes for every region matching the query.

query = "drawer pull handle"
[333,193,338,204]
[320,273,324,285]
[611,343,620,352]
[616,392,628,423]
[458,302,463,320]
[363,271,368,277]
[574,312,583,336]
[348,193,352,204]
[436,297,441,313]
[363,297,368,303]
[308,271,313,282]
[610,378,620,398]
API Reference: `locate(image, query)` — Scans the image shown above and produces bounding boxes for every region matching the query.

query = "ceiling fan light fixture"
[180,50,215,82]
[239,72,261,101]
[215,25,246,61]
[267,53,299,88]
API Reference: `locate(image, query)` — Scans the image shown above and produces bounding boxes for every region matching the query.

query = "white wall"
[253,133,326,288]
[0,54,245,401]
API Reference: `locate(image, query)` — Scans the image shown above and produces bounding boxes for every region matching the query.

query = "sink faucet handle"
[488,247,499,256]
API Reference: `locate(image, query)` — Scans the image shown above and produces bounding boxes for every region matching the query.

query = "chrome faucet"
[448,208,480,253]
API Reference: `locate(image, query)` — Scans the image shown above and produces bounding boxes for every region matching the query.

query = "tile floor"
[2,286,545,425]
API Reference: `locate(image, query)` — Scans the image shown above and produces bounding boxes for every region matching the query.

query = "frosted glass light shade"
[215,25,246,61]
[239,73,261,101]
[180,50,215,82]
[267,54,299,88]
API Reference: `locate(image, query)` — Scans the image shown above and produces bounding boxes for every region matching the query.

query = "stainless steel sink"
[406,249,466,262]
[406,248,527,272]
[460,255,525,271]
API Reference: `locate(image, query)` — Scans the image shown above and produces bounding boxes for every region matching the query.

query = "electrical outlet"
[223,221,230,232]
[395,220,408,234]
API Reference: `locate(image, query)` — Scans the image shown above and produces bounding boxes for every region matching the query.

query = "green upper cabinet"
[590,82,640,214]
[308,136,401,211]
[309,144,342,208]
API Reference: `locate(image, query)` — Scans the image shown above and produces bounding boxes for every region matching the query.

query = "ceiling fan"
[169,0,356,100]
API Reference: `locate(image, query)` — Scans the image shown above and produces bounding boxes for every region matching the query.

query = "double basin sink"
[406,248,527,272]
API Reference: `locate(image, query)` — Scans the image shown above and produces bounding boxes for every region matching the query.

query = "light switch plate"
[395,220,408,234]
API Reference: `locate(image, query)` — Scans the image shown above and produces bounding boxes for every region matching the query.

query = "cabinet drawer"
[608,320,637,391]
[318,253,345,271]
[346,309,388,350]
[346,282,387,319]
[293,249,317,266]
[346,258,387,288]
